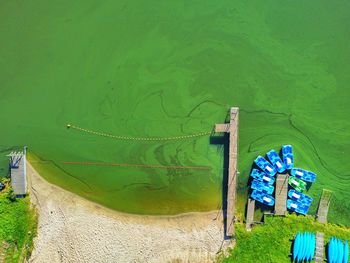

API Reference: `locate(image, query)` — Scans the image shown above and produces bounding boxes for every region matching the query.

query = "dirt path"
[27,161,225,263]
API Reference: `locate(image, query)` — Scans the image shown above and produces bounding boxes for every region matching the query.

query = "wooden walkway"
[215,107,239,237]
[245,198,255,231]
[317,189,332,223]
[274,174,289,215]
[315,232,324,263]
[8,150,27,196]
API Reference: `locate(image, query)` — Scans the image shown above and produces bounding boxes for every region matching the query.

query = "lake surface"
[0,0,349,224]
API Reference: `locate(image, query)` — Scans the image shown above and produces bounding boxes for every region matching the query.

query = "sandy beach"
[27,161,226,263]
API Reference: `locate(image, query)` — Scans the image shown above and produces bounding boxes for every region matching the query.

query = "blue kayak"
[328,238,334,263]
[301,232,308,261]
[296,232,303,262]
[301,232,308,262]
[293,232,301,262]
[307,232,312,262]
[332,238,338,263]
[338,239,344,263]
[305,232,311,262]
[344,240,349,263]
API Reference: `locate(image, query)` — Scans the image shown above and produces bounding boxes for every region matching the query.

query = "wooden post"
[246,198,255,231]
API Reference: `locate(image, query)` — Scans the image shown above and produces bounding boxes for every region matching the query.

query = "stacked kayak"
[328,237,349,263]
[292,232,316,262]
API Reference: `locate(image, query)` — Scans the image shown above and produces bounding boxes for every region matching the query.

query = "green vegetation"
[0,1,349,222]
[219,214,350,263]
[0,180,37,263]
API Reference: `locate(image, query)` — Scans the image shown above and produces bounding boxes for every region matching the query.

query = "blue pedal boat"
[287,199,310,215]
[282,145,294,169]
[254,156,277,177]
[288,189,313,206]
[250,169,275,185]
[291,168,317,183]
[251,179,274,195]
[251,190,275,206]
[267,149,286,173]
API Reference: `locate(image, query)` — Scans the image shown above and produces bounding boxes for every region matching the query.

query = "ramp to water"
[274,174,289,215]
[316,189,332,223]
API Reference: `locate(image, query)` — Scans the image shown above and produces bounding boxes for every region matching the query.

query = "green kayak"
[288,176,306,192]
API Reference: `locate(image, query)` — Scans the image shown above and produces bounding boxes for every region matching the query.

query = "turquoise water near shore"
[0,1,349,224]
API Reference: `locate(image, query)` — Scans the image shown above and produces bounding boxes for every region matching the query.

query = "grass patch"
[219,214,350,263]
[0,179,37,263]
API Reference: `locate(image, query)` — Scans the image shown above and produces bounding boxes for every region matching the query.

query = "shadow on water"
[290,237,295,263]
[210,133,231,239]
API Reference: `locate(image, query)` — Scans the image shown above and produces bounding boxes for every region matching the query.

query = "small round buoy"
[67,124,71,129]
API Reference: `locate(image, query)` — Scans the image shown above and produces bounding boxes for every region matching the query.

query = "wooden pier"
[274,173,289,215]
[314,232,324,263]
[215,107,239,237]
[316,189,332,223]
[245,198,255,231]
[7,148,27,197]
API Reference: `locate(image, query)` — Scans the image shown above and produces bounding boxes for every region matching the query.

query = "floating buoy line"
[66,124,211,141]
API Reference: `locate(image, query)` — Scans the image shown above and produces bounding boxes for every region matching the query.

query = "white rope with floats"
[66,124,211,141]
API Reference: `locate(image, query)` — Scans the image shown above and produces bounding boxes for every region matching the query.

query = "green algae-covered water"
[0,1,349,224]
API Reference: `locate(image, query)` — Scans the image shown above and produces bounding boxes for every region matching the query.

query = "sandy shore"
[27,161,226,263]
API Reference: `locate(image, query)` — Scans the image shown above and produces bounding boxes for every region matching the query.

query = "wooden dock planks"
[315,232,324,263]
[226,108,239,236]
[215,107,239,237]
[10,153,27,196]
[316,189,332,223]
[274,173,289,215]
